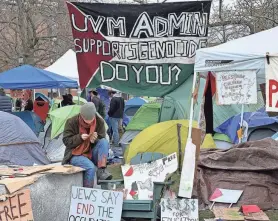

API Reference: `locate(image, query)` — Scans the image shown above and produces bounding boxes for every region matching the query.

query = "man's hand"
[90,132,98,143]
[81,134,89,141]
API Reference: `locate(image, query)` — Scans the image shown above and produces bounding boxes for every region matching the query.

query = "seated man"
[62,102,112,188]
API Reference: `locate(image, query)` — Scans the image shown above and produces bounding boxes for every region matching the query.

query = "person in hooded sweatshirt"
[0,87,12,113]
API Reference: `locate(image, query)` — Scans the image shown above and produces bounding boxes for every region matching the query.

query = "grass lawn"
[107,164,278,221]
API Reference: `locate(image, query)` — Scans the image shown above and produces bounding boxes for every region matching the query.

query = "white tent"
[186,26,278,139]
[46,49,120,92]
[46,49,79,83]
[194,26,278,85]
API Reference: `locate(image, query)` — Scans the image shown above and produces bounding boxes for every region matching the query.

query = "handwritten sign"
[161,198,198,221]
[216,70,257,105]
[121,153,178,200]
[68,186,123,221]
[0,189,34,221]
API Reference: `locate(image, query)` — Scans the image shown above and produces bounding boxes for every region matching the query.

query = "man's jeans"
[70,138,109,188]
[110,117,121,145]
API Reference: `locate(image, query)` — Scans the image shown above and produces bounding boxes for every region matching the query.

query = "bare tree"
[0,0,73,71]
[208,0,278,46]
[1,0,278,72]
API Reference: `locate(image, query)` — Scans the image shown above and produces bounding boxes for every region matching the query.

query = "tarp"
[215,108,278,143]
[45,49,79,83]
[196,138,278,210]
[195,26,278,85]
[125,103,161,131]
[125,120,214,163]
[13,111,44,137]
[0,111,50,166]
[0,65,78,89]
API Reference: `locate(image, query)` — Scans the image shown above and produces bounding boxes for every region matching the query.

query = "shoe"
[97,168,112,180]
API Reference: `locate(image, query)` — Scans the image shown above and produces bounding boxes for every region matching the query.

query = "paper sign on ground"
[0,189,34,221]
[121,153,178,200]
[210,188,243,204]
[213,207,244,221]
[216,70,257,105]
[178,139,196,198]
[266,57,278,112]
[68,186,123,221]
[161,198,198,221]
[244,211,269,221]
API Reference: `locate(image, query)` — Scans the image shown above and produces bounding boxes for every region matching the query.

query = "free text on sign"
[0,189,34,221]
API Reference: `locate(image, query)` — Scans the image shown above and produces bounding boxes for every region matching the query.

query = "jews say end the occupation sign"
[66,1,212,96]
[68,186,123,221]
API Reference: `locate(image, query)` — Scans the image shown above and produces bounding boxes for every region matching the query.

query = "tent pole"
[78,88,81,105]
[188,72,198,139]
[239,104,244,143]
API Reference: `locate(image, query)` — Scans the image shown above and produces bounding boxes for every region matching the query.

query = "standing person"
[62,102,112,188]
[0,87,12,113]
[108,92,125,146]
[24,99,33,111]
[58,95,70,108]
[67,94,75,105]
[89,90,106,119]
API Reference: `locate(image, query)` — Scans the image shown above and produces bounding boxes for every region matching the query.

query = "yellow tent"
[124,120,215,163]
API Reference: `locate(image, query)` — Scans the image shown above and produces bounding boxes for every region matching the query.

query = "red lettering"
[76,203,94,215]
[77,203,82,214]
[269,79,278,107]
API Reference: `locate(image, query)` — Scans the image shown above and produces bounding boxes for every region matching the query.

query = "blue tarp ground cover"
[13,111,44,137]
[215,108,278,144]
[0,65,78,89]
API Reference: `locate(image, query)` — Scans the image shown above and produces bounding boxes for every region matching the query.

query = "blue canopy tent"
[13,111,44,137]
[0,65,78,89]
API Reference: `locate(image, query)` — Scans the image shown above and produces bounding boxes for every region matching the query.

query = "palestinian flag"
[67,1,211,96]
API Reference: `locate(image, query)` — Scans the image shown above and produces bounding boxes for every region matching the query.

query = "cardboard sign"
[161,198,198,221]
[216,70,257,105]
[244,211,269,221]
[210,188,243,204]
[0,189,34,221]
[178,139,196,198]
[68,186,123,221]
[121,153,178,200]
[266,57,278,112]
[213,207,244,221]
